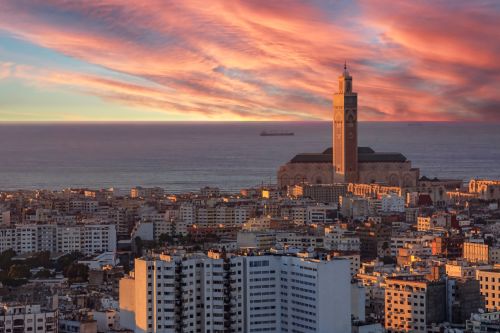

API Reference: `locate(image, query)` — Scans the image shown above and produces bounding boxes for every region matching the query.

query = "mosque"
[277,65,420,189]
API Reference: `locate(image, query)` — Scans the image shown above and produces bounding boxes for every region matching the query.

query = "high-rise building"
[333,63,358,183]
[119,252,352,333]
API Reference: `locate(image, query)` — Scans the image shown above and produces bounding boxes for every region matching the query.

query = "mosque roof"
[289,146,407,164]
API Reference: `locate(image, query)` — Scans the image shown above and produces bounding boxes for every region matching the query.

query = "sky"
[0,0,499,122]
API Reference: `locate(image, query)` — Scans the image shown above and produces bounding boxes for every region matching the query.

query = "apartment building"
[0,223,116,255]
[302,183,347,204]
[476,269,500,312]
[324,225,360,252]
[0,303,57,333]
[120,252,351,333]
[275,232,324,249]
[417,213,452,231]
[385,276,446,333]
[463,242,490,264]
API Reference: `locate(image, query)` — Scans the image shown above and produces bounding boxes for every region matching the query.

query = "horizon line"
[0,120,497,125]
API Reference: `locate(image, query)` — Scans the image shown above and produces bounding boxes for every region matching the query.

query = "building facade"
[476,269,500,312]
[119,253,351,333]
[0,304,57,333]
[385,277,446,333]
[0,223,116,255]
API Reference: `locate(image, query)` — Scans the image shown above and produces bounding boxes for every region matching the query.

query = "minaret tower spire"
[333,62,358,183]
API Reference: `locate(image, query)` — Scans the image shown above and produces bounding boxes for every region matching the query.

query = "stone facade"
[357,160,419,187]
[277,147,419,189]
[277,162,334,187]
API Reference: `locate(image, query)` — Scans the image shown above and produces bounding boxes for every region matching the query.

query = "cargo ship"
[260,130,294,136]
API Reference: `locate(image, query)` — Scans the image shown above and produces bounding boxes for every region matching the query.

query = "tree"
[25,251,51,269]
[55,251,84,271]
[134,236,143,256]
[0,249,16,270]
[63,263,89,283]
[159,233,174,244]
[8,264,31,279]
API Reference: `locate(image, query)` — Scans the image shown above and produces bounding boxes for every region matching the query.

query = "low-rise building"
[0,304,57,333]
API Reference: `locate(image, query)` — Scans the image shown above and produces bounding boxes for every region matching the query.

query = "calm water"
[0,122,499,192]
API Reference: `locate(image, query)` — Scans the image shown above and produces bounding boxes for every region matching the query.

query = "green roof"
[289,147,407,164]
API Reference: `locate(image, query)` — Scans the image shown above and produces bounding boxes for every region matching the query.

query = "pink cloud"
[0,0,499,121]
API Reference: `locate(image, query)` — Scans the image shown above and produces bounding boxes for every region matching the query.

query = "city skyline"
[1,1,499,122]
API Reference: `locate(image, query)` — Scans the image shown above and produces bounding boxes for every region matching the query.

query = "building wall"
[464,242,489,263]
[0,304,57,333]
[277,161,419,189]
[385,278,446,333]
[358,162,419,187]
[476,269,500,312]
[119,278,136,331]
[277,163,334,188]
[121,254,352,333]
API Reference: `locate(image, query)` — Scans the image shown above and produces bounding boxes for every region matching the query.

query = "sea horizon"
[0,122,499,192]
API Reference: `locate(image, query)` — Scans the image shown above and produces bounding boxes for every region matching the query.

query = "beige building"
[417,213,452,231]
[464,242,490,264]
[476,269,500,311]
[348,183,402,198]
[278,66,419,189]
[385,277,446,333]
[289,183,347,204]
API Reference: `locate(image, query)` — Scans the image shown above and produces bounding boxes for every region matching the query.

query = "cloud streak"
[0,0,499,121]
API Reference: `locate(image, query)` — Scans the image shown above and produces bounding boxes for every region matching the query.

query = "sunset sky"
[0,0,499,122]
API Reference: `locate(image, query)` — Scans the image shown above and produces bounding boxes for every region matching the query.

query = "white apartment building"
[381,194,406,213]
[82,224,116,255]
[69,199,99,214]
[0,303,57,333]
[0,223,116,255]
[324,225,360,252]
[57,225,83,253]
[175,203,254,229]
[120,253,351,333]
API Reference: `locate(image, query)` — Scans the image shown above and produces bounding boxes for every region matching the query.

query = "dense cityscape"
[0,67,499,333]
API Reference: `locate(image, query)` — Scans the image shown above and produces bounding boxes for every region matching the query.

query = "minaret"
[333,62,358,183]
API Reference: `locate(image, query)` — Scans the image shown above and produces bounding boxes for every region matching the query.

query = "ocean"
[0,122,499,192]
